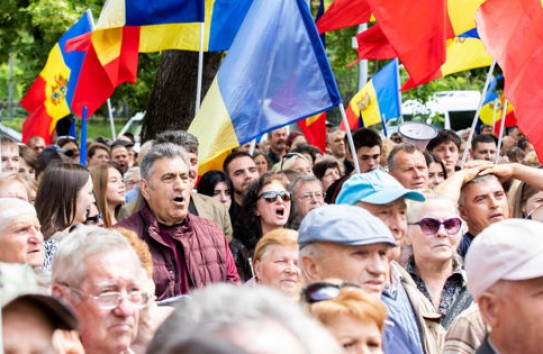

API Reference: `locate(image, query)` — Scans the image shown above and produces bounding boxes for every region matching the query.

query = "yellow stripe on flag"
[96,0,126,28]
[441,37,492,77]
[41,43,71,129]
[140,0,215,52]
[188,77,240,173]
[447,0,484,36]
[92,28,124,66]
[348,81,380,127]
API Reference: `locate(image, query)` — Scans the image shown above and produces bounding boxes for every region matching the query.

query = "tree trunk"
[142,50,222,142]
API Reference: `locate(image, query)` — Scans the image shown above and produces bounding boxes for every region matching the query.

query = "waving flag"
[316,0,371,34]
[401,29,492,90]
[19,14,92,144]
[476,0,542,158]
[298,113,327,152]
[189,0,341,173]
[343,60,400,130]
[68,0,252,118]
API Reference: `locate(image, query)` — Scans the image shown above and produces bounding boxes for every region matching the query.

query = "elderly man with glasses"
[52,226,150,354]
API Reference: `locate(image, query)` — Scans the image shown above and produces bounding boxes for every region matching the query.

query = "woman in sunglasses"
[230,172,292,281]
[304,281,387,354]
[405,195,470,326]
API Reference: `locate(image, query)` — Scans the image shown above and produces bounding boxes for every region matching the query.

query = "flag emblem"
[50,75,68,105]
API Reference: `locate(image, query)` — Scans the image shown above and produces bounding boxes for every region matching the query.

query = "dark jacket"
[475,336,497,354]
[116,205,239,300]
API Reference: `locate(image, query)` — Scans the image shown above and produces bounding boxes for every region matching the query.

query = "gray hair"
[407,193,458,223]
[52,225,142,288]
[147,284,342,354]
[289,175,323,196]
[154,130,199,153]
[387,142,421,172]
[124,166,141,181]
[140,143,189,181]
[0,198,36,234]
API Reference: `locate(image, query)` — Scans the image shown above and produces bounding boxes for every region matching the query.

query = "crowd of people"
[1,123,543,354]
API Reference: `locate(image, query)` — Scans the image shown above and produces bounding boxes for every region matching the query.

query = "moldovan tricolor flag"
[20,13,92,144]
[476,0,543,159]
[343,60,400,130]
[189,0,341,174]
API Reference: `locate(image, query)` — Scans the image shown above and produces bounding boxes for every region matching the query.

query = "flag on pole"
[67,0,253,118]
[476,0,542,159]
[343,60,400,130]
[19,13,92,144]
[479,75,516,132]
[189,0,342,173]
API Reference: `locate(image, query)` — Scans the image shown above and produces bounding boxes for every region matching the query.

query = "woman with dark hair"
[313,157,342,191]
[18,145,38,180]
[197,170,232,210]
[510,181,543,219]
[89,162,125,227]
[423,151,447,188]
[36,163,95,269]
[230,172,291,281]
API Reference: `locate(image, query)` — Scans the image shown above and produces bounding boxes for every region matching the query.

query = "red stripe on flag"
[69,27,140,117]
[316,0,371,34]
[298,113,326,152]
[20,76,56,144]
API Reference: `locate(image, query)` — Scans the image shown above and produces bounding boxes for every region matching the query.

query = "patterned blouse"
[405,256,466,319]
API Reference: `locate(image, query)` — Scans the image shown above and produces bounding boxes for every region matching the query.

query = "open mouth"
[173,196,185,206]
[275,207,285,218]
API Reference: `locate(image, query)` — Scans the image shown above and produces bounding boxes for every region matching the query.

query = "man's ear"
[300,255,320,283]
[140,178,150,201]
[477,291,500,330]
[458,206,468,222]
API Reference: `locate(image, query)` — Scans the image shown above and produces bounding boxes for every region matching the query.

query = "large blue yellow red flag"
[19,13,92,144]
[189,0,342,173]
[68,0,253,118]
[343,60,400,130]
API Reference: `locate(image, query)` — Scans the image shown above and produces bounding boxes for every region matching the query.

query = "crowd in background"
[1,122,543,354]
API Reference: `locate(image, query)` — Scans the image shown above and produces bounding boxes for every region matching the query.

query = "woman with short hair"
[251,228,301,299]
[304,281,387,354]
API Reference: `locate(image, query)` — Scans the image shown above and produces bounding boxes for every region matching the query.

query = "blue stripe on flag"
[125,0,205,25]
[373,60,401,121]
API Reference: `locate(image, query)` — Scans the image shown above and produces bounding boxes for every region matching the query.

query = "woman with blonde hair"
[90,162,126,227]
[251,228,301,299]
[304,281,387,354]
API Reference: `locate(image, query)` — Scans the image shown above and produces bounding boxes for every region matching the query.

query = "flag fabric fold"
[189,0,341,173]
[316,0,371,34]
[297,112,327,153]
[401,29,492,90]
[343,60,400,130]
[68,0,253,118]
[476,0,543,159]
[20,14,92,144]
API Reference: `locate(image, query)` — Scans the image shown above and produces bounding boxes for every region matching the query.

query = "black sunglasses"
[301,282,360,303]
[280,152,305,170]
[84,213,103,225]
[408,217,462,236]
[258,190,291,203]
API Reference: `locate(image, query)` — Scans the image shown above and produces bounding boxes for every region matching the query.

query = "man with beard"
[267,127,288,165]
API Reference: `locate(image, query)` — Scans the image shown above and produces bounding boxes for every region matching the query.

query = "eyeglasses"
[56,135,77,146]
[359,153,380,161]
[301,282,360,303]
[258,190,291,203]
[408,217,462,236]
[84,213,103,225]
[297,191,324,201]
[64,285,151,310]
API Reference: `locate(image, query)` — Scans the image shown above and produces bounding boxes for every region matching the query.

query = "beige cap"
[465,219,543,298]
